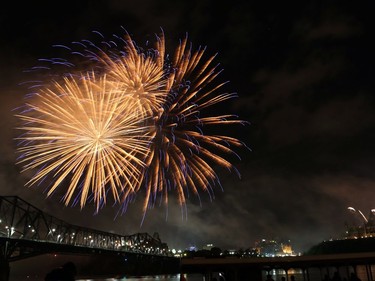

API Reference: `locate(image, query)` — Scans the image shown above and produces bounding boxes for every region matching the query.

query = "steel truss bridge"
[0,195,170,262]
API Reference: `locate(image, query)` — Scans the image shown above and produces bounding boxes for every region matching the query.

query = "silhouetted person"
[266,274,275,281]
[290,275,296,281]
[45,261,77,281]
[281,277,286,281]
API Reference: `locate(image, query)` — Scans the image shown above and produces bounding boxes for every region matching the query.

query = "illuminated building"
[203,243,214,250]
[255,239,296,257]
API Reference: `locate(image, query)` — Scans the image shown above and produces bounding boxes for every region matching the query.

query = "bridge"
[0,195,179,280]
[3,195,375,281]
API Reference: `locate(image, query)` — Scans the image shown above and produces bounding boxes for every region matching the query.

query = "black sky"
[1,1,375,254]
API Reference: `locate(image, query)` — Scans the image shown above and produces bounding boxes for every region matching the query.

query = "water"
[10,254,204,281]
[262,265,373,281]
[10,267,374,281]
[10,254,375,281]
[74,266,373,281]
[76,274,203,281]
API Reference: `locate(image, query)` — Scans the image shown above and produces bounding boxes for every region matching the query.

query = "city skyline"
[1,1,375,254]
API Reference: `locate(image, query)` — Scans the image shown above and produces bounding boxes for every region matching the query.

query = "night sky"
[1,1,375,254]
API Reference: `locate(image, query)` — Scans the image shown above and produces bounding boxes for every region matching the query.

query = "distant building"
[226,249,238,256]
[281,241,294,255]
[255,239,296,257]
[202,243,214,250]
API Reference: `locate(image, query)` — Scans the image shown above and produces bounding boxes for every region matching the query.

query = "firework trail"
[16,30,247,215]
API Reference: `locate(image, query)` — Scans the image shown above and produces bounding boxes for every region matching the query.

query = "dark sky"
[1,1,375,254]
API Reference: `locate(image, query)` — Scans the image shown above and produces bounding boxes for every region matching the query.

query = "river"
[77,274,204,281]
[9,254,374,281]
[75,267,370,281]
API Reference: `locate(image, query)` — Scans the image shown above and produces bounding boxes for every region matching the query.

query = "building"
[255,239,296,257]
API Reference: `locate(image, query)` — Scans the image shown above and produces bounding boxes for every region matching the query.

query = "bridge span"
[0,195,179,280]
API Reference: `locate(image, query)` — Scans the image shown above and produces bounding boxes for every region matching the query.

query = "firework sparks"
[16,30,247,215]
[99,34,168,118]
[16,73,152,209]
[140,35,246,215]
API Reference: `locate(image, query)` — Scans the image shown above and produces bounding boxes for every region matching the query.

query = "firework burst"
[140,35,245,215]
[16,30,247,215]
[98,34,168,118]
[16,73,152,209]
